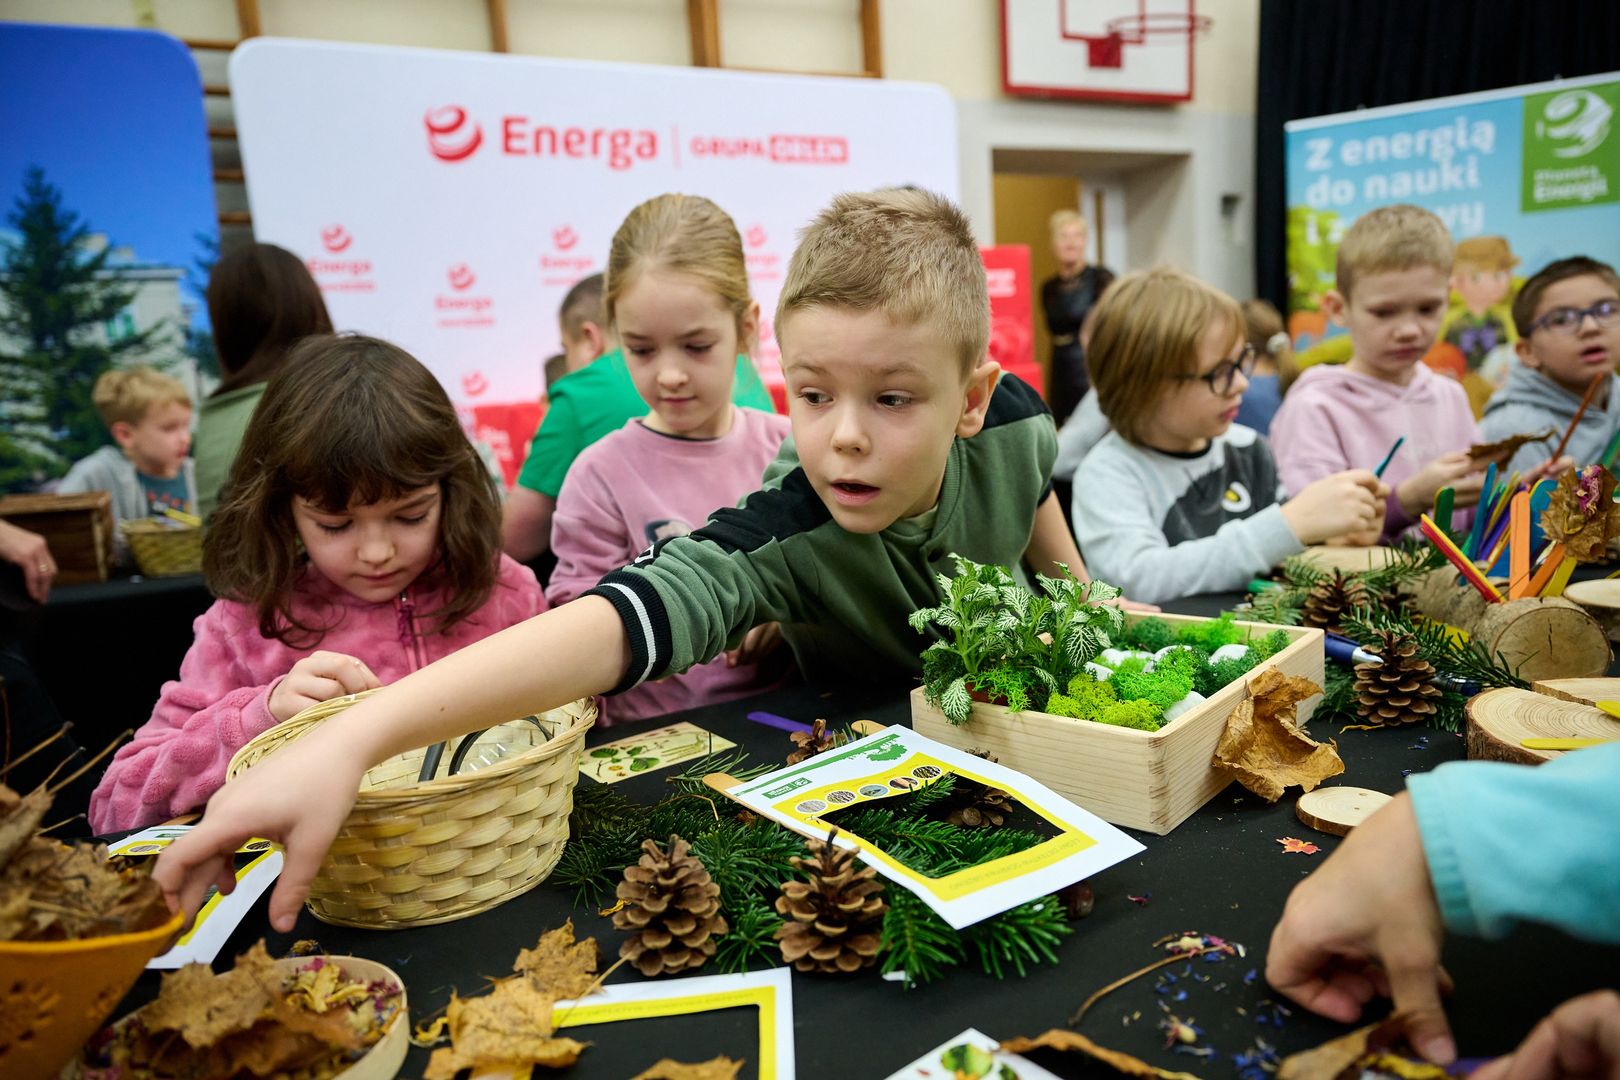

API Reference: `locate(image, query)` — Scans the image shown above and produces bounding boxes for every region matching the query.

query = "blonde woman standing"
[1040,209,1113,426]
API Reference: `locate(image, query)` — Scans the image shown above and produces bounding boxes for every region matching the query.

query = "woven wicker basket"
[120,519,203,576]
[227,690,594,928]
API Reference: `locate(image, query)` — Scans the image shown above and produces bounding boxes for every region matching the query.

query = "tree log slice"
[1294,786,1392,836]
[1465,687,1620,764]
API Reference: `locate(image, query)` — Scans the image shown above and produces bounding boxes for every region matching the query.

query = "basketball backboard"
[1001,0,1206,104]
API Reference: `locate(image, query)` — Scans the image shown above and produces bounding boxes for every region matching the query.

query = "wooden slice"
[1295,545,1398,575]
[1465,686,1620,765]
[1562,578,1620,643]
[1295,786,1391,836]
[1530,677,1620,707]
[1472,597,1611,681]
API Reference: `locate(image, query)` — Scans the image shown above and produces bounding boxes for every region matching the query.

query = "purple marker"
[746,710,813,734]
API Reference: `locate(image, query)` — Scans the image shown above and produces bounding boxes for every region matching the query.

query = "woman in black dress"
[1041,210,1114,427]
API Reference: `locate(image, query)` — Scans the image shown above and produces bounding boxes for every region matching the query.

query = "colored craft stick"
[1483,474,1520,537]
[1602,426,1620,470]
[745,710,813,734]
[1521,737,1615,750]
[1247,579,1283,593]
[1551,372,1607,463]
[1482,521,1514,578]
[1373,436,1406,479]
[1526,478,1555,559]
[1541,556,1577,598]
[1432,487,1455,536]
[1508,492,1532,598]
[1524,542,1567,597]
[1465,463,1498,558]
[1420,513,1503,602]
[1479,507,1514,574]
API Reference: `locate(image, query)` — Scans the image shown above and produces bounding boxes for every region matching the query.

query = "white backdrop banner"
[230,39,958,481]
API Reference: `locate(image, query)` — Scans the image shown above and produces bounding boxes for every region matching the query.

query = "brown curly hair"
[205,334,502,646]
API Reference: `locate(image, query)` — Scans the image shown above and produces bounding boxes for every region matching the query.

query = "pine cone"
[944,749,1012,828]
[1353,630,1443,726]
[613,835,727,977]
[1301,570,1367,632]
[786,719,840,764]
[774,830,886,974]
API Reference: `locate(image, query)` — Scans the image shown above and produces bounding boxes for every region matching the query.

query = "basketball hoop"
[1061,7,1212,70]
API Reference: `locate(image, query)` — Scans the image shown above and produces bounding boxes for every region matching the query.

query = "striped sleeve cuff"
[584,571,674,695]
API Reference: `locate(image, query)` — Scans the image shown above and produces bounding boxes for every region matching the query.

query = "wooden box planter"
[0,491,114,584]
[910,614,1325,835]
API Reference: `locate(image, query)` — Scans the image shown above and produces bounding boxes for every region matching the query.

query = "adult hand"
[1471,990,1620,1080]
[154,728,367,933]
[1283,469,1388,546]
[0,519,57,604]
[1266,792,1456,1065]
[268,652,382,722]
[727,622,783,667]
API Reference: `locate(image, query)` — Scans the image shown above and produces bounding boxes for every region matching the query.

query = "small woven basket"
[227,689,594,928]
[120,519,203,576]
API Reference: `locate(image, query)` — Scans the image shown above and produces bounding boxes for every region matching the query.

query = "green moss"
[1109,668,1189,714]
[1198,653,1263,697]
[1110,655,1150,676]
[1151,647,1206,684]
[1095,699,1163,731]
[1176,612,1245,651]
[1122,616,1175,652]
[1250,628,1291,661]
[1047,674,1117,720]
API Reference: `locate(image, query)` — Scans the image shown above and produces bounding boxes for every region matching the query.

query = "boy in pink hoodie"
[90,336,545,832]
[1271,205,1485,541]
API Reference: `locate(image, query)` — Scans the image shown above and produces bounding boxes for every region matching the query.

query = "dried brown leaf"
[999,1029,1202,1080]
[420,976,591,1079]
[1278,1013,1448,1080]
[633,1056,746,1079]
[1468,428,1555,465]
[0,783,51,869]
[143,941,280,1047]
[1213,668,1342,803]
[1541,465,1620,562]
[514,918,599,998]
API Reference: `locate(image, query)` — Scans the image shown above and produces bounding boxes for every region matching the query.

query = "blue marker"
[1324,632,1382,666]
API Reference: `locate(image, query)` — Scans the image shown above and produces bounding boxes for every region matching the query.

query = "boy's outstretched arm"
[153,596,630,932]
[1024,490,1091,583]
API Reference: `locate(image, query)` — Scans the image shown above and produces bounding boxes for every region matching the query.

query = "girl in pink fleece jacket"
[90,335,546,832]
[547,194,793,723]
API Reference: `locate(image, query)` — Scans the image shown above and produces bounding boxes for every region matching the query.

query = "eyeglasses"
[1174,342,1256,395]
[1528,299,1620,336]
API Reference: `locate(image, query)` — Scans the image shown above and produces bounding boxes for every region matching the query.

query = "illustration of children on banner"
[1426,234,1524,415]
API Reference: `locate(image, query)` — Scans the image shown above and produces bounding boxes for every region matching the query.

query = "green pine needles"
[556,751,1072,988]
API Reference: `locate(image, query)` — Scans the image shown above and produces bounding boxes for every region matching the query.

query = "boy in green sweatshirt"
[155,189,1122,926]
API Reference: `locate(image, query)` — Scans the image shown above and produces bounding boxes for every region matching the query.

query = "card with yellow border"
[479,967,795,1080]
[707,724,1143,929]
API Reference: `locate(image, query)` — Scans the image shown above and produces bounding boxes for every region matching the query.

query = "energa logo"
[1537,89,1612,158]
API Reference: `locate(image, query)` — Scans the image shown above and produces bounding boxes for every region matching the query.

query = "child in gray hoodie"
[1480,257,1620,475]
[58,366,197,528]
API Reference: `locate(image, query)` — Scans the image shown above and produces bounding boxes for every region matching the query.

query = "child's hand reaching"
[269,652,382,722]
[726,622,783,667]
[1282,469,1389,546]
[1398,452,1484,516]
[154,722,369,932]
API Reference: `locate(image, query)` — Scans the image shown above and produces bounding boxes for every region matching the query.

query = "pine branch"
[879,887,962,988]
[960,894,1071,979]
[688,823,803,912]
[1340,607,1527,689]
[713,898,785,974]
[665,750,771,797]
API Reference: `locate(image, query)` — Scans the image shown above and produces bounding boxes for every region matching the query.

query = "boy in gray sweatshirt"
[1480,257,1620,475]
[58,366,197,528]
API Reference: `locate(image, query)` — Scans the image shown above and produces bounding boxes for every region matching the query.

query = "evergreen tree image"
[184,230,219,383]
[0,166,164,489]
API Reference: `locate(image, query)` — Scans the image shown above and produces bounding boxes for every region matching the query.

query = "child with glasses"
[1479,256,1620,475]
[1073,268,1387,604]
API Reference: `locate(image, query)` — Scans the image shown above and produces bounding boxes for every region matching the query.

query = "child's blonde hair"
[1335,203,1452,299]
[604,194,753,348]
[777,188,988,376]
[91,366,191,429]
[1087,267,1244,445]
[1241,298,1300,395]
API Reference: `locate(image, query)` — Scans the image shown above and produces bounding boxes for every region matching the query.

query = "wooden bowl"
[1563,578,1620,642]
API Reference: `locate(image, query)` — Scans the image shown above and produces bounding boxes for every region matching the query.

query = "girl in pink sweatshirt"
[547,194,792,723]
[90,335,546,832]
